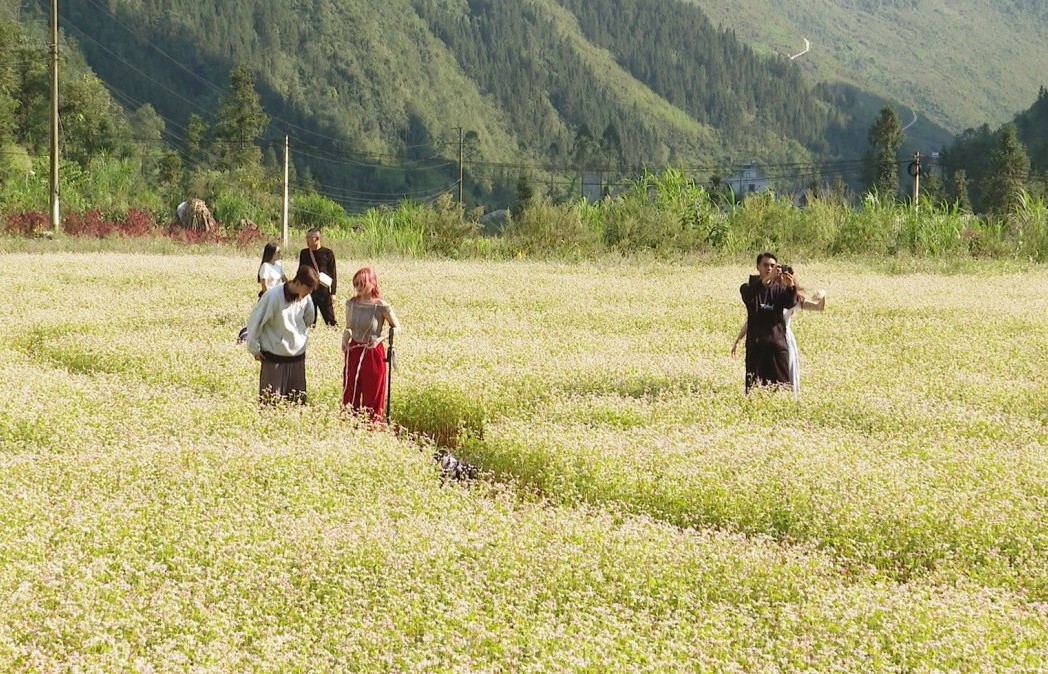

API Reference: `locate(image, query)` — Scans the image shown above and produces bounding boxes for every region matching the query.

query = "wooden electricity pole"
[282,134,289,247]
[911,150,921,209]
[49,0,60,231]
[457,126,464,206]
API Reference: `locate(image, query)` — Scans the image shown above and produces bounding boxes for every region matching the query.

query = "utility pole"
[282,134,289,247]
[49,0,60,231]
[457,126,464,206]
[910,150,922,209]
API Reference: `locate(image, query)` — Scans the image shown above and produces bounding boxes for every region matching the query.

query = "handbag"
[308,248,332,288]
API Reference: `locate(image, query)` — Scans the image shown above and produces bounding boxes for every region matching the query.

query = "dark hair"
[756,251,778,266]
[258,242,280,282]
[293,264,319,292]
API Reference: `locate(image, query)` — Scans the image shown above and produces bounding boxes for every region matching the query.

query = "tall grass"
[1010,190,1048,261]
[5,166,1048,262]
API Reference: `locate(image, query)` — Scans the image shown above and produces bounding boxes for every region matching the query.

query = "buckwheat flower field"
[2,251,1047,671]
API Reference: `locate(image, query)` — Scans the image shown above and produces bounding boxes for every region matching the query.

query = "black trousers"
[744,347,791,392]
[311,288,338,326]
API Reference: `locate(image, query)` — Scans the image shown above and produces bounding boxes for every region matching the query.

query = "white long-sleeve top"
[245,284,316,357]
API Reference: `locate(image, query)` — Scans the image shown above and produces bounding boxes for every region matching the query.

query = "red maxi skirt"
[342,341,387,422]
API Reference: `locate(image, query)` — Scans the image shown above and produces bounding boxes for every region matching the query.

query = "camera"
[780,264,793,275]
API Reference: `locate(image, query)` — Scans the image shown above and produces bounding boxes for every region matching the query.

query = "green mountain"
[687,0,1048,135]
[13,0,1043,209]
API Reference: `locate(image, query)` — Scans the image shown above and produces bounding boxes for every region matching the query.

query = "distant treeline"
[0,0,1045,229]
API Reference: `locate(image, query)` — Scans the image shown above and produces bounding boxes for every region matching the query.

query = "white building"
[724,163,772,198]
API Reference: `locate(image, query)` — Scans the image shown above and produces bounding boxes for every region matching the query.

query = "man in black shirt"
[299,227,339,327]
[739,251,798,392]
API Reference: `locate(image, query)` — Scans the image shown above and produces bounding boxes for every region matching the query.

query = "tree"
[59,73,132,167]
[864,106,904,198]
[183,114,208,172]
[572,124,600,170]
[947,169,972,213]
[512,169,534,220]
[600,123,623,167]
[0,17,20,153]
[130,104,165,175]
[212,64,268,172]
[981,123,1030,214]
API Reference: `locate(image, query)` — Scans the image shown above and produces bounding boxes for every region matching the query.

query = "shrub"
[1007,191,1048,261]
[292,192,353,231]
[63,210,113,237]
[503,197,600,257]
[350,203,426,257]
[417,193,478,257]
[120,209,156,237]
[833,192,904,254]
[4,211,48,236]
[600,169,716,254]
[900,201,967,256]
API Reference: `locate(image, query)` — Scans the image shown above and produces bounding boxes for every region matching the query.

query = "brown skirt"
[259,353,307,404]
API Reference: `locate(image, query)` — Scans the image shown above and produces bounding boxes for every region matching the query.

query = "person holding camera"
[736,252,798,392]
[733,265,826,398]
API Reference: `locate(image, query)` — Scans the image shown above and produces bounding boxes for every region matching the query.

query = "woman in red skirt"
[341,267,400,422]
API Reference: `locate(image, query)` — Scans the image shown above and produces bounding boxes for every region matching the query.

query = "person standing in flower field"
[341,267,399,423]
[257,242,288,298]
[244,265,319,404]
[732,269,826,398]
[299,228,338,327]
[737,251,798,392]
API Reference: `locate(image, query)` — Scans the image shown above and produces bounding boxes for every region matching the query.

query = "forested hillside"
[9,0,958,210]
[689,0,1048,135]
[9,0,1043,211]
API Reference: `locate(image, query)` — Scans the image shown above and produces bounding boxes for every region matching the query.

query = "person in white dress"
[781,290,825,398]
[257,242,287,298]
[732,272,825,398]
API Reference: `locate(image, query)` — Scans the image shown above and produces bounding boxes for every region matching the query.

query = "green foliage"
[348,204,426,258]
[598,169,716,253]
[415,193,478,257]
[211,65,268,172]
[725,192,815,256]
[1007,191,1048,261]
[502,197,600,257]
[210,189,278,230]
[947,169,972,213]
[511,170,533,221]
[182,114,208,176]
[900,201,966,256]
[292,192,354,231]
[864,106,904,198]
[981,124,1031,215]
[832,192,902,254]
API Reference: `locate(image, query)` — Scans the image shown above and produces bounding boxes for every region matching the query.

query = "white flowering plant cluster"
[2,252,1047,671]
